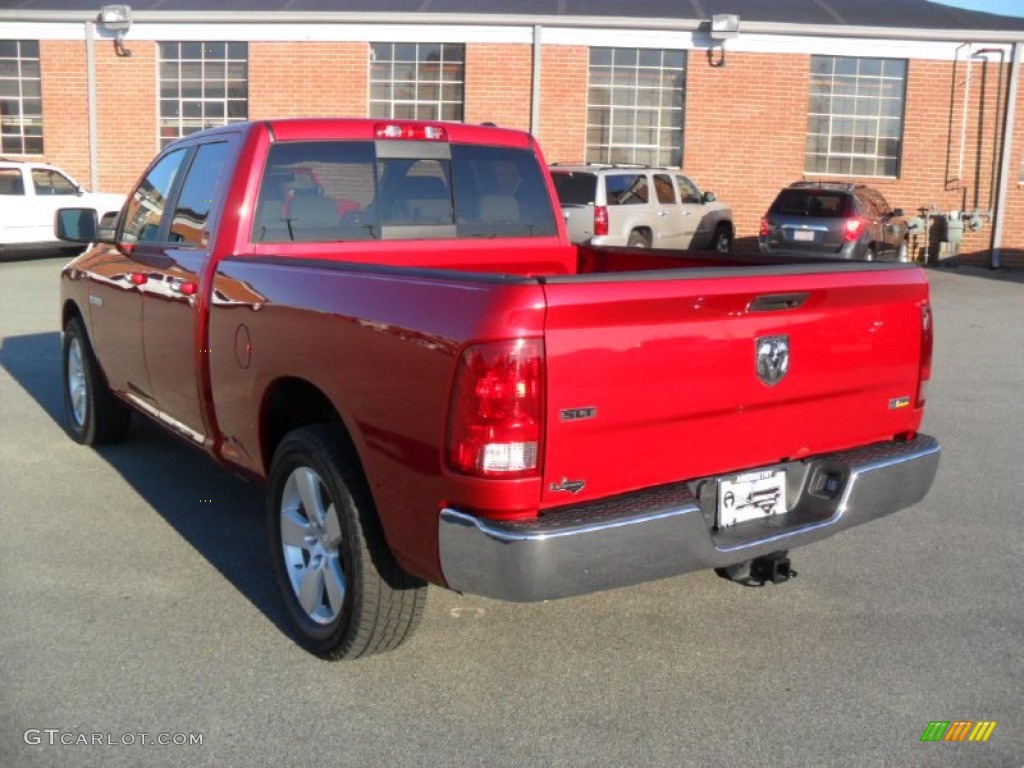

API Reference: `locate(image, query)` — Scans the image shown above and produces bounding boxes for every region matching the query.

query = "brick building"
[3,0,1024,266]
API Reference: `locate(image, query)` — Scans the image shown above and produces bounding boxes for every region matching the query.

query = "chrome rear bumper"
[438,434,940,601]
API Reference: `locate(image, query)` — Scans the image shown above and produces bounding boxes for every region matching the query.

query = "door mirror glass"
[55,208,98,243]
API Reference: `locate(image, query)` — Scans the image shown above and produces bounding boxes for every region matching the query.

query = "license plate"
[717,469,787,527]
[793,230,815,242]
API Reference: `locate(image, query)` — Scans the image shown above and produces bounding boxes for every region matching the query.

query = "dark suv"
[759,182,909,261]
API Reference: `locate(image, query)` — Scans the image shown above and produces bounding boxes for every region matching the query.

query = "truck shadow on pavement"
[0,331,294,642]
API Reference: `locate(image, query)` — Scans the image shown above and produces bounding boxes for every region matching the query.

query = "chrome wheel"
[713,230,732,253]
[280,466,346,625]
[66,336,87,428]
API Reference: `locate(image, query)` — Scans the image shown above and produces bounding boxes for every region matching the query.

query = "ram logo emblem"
[756,335,789,386]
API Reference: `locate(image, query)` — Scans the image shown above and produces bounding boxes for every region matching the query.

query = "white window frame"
[806,55,907,178]
[158,41,248,148]
[585,47,686,167]
[369,42,465,122]
[0,40,42,156]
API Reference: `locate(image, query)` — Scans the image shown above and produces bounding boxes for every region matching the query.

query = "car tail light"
[843,217,864,241]
[374,122,448,141]
[917,303,933,408]
[594,205,609,237]
[447,338,544,478]
[759,217,771,237]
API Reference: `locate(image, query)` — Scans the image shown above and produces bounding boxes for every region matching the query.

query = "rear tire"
[864,247,876,262]
[62,316,131,445]
[267,424,426,659]
[897,239,909,262]
[627,229,651,248]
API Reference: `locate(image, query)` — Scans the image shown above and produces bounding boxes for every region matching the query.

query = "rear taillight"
[593,205,609,237]
[759,217,771,237]
[447,338,544,478]
[843,217,864,241]
[917,303,933,408]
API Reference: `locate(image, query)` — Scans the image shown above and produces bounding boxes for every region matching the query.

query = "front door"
[84,148,191,400]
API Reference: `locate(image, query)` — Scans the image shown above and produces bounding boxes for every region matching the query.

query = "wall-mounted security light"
[99,4,133,57]
[708,14,740,68]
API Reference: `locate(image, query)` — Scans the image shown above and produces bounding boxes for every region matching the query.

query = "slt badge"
[756,335,789,386]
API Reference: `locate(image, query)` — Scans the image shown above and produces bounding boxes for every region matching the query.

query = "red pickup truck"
[57,119,940,659]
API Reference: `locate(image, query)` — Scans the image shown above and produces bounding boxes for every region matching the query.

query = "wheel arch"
[259,376,360,476]
[628,226,653,245]
[62,298,84,330]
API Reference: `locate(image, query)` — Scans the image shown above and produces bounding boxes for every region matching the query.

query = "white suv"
[549,164,734,251]
[0,160,125,260]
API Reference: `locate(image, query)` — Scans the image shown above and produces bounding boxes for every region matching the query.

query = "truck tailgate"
[539,264,929,507]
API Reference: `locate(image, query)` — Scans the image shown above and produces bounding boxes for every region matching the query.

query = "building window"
[0,40,42,155]
[586,48,685,166]
[369,43,465,121]
[158,42,247,148]
[806,56,907,177]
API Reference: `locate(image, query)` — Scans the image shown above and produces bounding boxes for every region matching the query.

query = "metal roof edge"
[1,10,1023,44]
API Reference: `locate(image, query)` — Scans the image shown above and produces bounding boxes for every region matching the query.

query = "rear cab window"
[252,140,557,243]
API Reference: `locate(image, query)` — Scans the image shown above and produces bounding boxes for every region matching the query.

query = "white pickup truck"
[0,159,124,260]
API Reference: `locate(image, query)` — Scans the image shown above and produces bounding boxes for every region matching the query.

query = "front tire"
[62,316,131,445]
[267,425,426,659]
[711,225,732,253]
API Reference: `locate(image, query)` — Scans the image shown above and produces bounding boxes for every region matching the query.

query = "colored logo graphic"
[920,721,997,742]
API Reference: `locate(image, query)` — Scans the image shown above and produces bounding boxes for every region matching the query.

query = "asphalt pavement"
[1,256,1021,768]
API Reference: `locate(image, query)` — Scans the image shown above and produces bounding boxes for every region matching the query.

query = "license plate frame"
[717,469,787,527]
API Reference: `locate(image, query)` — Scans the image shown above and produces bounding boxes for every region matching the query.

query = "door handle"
[658,211,669,218]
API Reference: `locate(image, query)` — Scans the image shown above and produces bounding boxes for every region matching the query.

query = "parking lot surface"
[1,257,1021,768]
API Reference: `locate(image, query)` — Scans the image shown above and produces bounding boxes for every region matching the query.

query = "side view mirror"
[55,208,118,244]
[703,191,717,204]
[891,208,904,218]
[56,208,98,243]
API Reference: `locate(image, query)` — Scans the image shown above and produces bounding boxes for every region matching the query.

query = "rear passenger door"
[604,172,652,245]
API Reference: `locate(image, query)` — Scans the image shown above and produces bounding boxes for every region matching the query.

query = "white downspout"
[531,24,542,137]
[85,20,98,191]
[991,40,1022,269]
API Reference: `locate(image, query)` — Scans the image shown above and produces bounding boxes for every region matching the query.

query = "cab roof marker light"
[374,123,449,141]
